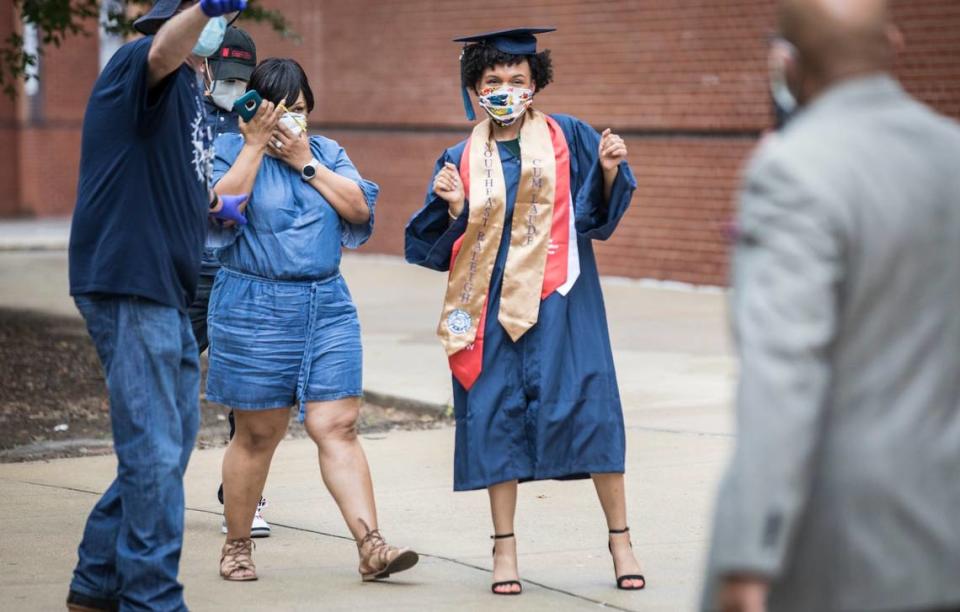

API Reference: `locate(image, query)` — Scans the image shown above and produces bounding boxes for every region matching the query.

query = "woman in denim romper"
[207,58,419,582]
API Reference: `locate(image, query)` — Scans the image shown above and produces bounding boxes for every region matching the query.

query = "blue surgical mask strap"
[193,16,227,58]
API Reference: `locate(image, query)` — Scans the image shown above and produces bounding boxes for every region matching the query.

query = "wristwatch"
[301,159,320,182]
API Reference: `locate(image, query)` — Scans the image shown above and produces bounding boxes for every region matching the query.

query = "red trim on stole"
[540,115,571,297]
[447,119,571,390]
[447,143,484,390]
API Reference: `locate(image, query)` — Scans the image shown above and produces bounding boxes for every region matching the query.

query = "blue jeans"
[70,296,200,612]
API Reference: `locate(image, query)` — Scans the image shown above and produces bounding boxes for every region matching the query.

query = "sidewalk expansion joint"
[17,478,641,611]
[626,425,734,438]
[0,244,68,252]
[361,389,449,418]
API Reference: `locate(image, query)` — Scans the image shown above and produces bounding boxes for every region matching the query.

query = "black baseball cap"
[133,0,182,36]
[208,27,257,81]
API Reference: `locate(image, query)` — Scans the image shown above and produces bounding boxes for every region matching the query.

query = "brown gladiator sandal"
[220,537,258,581]
[356,518,419,582]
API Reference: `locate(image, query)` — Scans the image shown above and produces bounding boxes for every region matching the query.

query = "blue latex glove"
[199,0,248,18]
[212,193,249,226]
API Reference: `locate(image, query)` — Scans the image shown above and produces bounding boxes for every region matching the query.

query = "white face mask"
[279,112,308,137]
[768,38,800,122]
[209,80,247,112]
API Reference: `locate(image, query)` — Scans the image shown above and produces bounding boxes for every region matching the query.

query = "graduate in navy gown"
[404,27,645,595]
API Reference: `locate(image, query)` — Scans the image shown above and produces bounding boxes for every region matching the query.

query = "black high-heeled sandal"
[609,527,646,590]
[490,533,522,595]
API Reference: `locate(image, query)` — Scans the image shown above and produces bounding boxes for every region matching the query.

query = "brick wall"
[0,2,20,216]
[13,11,99,218]
[4,0,960,285]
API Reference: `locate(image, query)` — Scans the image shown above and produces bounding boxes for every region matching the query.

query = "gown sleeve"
[310,137,379,249]
[404,148,469,272]
[567,117,638,241]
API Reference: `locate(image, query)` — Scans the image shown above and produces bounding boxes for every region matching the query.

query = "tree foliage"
[1,0,295,98]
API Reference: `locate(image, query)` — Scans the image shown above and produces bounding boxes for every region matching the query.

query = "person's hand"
[199,0,247,18]
[211,193,249,226]
[599,128,628,172]
[239,100,283,150]
[268,123,313,172]
[716,576,769,612]
[433,162,465,217]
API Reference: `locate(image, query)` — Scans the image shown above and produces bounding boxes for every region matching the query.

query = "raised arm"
[213,101,283,199]
[306,161,369,224]
[271,125,370,224]
[147,5,207,88]
[147,0,247,89]
[599,128,628,202]
[404,150,470,271]
[568,119,637,240]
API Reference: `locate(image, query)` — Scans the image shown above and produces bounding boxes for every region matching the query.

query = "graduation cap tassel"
[459,46,476,121]
[461,84,476,121]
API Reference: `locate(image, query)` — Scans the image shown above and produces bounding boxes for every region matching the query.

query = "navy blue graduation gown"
[405,113,637,491]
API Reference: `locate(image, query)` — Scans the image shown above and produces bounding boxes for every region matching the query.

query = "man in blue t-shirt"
[66,1,249,610]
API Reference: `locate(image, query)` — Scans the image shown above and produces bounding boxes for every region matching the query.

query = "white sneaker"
[221,498,272,538]
[251,498,271,538]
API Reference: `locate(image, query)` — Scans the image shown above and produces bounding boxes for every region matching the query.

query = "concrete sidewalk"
[0,217,71,251]
[0,244,735,611]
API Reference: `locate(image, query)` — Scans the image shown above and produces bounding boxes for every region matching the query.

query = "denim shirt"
[212,133,378,281]
[204,97,240,136]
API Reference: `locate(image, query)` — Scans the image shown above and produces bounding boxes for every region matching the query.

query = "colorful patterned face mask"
[477,85,534,126]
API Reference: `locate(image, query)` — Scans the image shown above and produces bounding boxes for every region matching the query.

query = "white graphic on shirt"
[190,93,215,188]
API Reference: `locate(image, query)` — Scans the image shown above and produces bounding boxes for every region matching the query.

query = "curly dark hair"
[460,44,554,94]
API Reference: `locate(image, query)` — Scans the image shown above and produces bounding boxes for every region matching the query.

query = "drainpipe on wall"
[21,20,41,125]
[99,0,124,72]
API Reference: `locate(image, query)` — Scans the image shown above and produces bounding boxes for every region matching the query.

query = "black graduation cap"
[453,27,556,120]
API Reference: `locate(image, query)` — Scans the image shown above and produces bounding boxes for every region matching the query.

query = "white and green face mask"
[279,112,308,136]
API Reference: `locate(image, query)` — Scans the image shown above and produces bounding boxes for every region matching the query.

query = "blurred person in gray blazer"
[702,0,960,611]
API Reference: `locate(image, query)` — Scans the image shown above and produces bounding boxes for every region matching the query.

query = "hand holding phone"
[233,90,262,122]
[239,99,283,150]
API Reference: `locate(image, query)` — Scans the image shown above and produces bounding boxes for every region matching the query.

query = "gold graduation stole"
[437,109,571,387]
